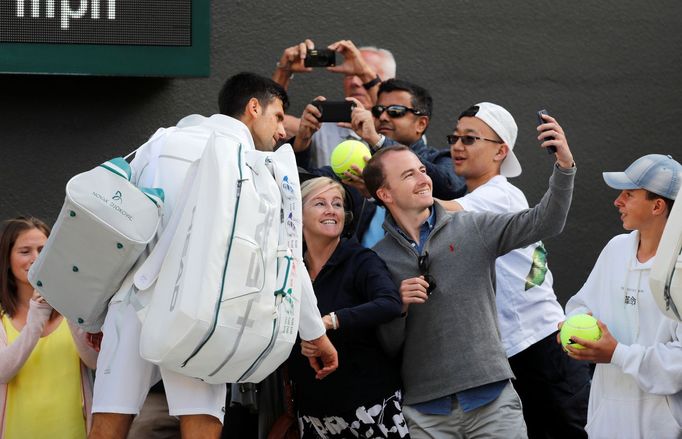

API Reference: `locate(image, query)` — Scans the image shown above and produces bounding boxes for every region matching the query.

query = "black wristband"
[362,74,382,90]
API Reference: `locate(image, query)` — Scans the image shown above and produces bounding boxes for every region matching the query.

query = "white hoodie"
[566,231,682,438]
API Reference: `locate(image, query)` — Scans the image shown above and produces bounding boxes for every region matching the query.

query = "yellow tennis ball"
[330,140,371,179]
[560,314,602,350]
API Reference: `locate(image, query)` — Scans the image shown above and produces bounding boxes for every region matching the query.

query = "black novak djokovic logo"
[91,188,133,221]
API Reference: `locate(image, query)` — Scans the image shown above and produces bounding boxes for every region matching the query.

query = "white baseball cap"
[458,102,522,178]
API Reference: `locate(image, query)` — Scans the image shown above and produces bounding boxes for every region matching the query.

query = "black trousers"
[508,331,592,439]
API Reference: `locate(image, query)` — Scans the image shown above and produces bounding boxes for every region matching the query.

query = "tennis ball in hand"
[560,314,602,350]
[330,140,371,179]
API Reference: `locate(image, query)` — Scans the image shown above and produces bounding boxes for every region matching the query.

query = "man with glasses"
[362,113,576,437]
[439,103,590,438]
[295,78,465,247]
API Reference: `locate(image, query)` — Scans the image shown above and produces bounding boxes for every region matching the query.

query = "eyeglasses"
[417,252,437,295]
[446,134,504,146]
[371,105,426,118]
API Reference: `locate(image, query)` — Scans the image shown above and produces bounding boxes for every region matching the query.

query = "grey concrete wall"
[1,1,681,305]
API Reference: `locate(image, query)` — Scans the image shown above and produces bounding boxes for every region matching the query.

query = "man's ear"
[494,143,510,163]
[652,197,668,217]
[245,97,261,120]
[415,116,429,137]
[376,186,391,205]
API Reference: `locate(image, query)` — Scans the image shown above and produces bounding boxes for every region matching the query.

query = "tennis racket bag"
[28,157,164,332]
[135,121,303,384]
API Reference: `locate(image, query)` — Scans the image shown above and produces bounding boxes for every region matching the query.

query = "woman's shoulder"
[341,238,382,261]
[0,314,7,346]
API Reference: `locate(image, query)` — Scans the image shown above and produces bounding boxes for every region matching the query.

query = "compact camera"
[304,49,336,68]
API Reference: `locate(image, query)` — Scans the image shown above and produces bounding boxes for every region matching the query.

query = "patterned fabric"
[299,390,409,438]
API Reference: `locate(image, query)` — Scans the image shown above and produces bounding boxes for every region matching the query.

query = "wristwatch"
[362,74,382,90]
[372,134,386,153]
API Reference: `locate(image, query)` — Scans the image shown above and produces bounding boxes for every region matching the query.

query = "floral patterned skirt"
[299,389,410,438]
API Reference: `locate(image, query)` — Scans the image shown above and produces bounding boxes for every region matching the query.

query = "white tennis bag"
[651,186,682,321]
[28,158,164,332]
[136,126,303,384]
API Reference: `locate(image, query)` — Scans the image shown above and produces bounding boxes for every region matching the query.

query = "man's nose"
[416,171,430,184]
[614,192,625,207]
[451,142,463,155]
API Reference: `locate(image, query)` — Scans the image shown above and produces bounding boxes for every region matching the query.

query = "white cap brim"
[501,149,522,178]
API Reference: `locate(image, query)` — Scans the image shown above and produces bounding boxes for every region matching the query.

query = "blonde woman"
[288,177,409,438]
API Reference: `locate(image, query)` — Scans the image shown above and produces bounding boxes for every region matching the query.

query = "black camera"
[304,49,336,68]
[311,100,355,123]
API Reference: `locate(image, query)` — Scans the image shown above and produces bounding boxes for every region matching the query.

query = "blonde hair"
[301,177,346,206]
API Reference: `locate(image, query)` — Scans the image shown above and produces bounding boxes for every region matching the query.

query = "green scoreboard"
[0,0,209,76]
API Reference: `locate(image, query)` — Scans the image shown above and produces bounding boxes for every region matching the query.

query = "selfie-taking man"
[440,103,590,438]
[364,112,575,437]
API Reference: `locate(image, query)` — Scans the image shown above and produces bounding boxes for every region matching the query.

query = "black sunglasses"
[372,105,426,118]
[446,134,504,146]
[417,252,437,295]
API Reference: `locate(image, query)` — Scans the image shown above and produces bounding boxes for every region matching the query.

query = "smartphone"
[537,109,557,154]
[304,49,336,68]
[312,100,354,123]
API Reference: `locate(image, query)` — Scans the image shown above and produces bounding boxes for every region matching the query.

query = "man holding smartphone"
[272,38,395,168]
[439,103,590,438]
[295,79,466,248]
[363,115,576,437]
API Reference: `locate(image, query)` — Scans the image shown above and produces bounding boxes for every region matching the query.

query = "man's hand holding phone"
[337,97,382,147]
[293,96,326,152]
[536,111,574,169]
[327,40,378,84]
[275,39,315,74]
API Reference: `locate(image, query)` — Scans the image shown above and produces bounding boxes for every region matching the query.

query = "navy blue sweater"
[288,237,403,416]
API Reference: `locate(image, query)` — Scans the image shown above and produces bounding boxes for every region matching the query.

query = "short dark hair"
[218,72,289,118]
[0,217,50,317]
[363,145,411,207]
[378,78,433,118]
[645,190,675,217]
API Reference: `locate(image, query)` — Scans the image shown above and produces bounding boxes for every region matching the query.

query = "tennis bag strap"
[229,144,303,384]
[134,159,200,291]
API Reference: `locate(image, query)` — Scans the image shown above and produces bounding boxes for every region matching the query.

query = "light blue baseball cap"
[603,154,681,200]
